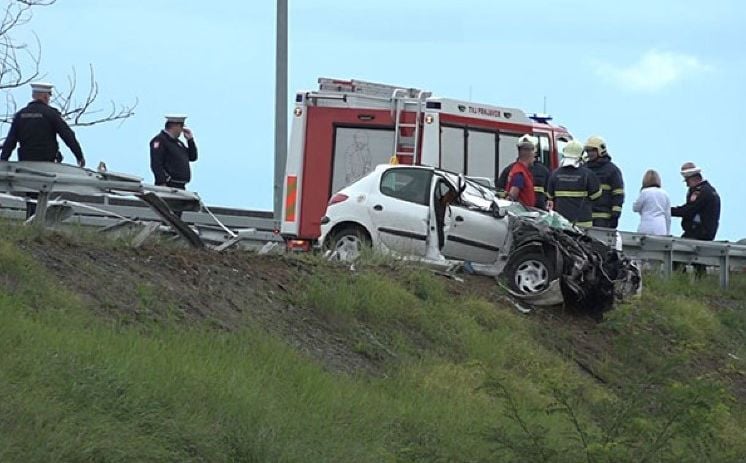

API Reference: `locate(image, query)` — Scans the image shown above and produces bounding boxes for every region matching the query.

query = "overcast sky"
[4,0,745,239]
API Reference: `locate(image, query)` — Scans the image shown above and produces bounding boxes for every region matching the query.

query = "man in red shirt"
[506,135,536,207]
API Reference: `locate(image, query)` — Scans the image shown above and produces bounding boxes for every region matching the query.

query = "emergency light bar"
[529,113,553,123]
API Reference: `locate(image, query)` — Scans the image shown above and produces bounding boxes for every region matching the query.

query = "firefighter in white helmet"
[546,140,602,227]
[583,135,625,228]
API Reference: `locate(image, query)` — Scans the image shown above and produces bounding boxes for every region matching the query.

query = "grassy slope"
[1,227,745,462]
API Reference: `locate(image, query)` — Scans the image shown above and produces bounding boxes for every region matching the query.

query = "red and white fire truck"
[281,78,574,250]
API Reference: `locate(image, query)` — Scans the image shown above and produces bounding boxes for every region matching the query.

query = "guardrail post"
[720,251,730,289]
[662,249,673,279]
[32,191,49,228]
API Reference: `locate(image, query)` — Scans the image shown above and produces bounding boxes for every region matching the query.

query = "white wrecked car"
[319,164,640,313]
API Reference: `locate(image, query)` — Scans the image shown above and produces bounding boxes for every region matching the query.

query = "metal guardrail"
[586,227,746,289]
[0,162,283,251]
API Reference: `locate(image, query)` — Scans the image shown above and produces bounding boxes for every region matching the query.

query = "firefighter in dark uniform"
[149,114,198,190]
[584,135,624,228]
[496,136,550,209]
[546,140,602,227]
[0,82,86,218]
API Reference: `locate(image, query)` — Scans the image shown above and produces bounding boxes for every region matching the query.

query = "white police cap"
[30,82,54,94]
[164,114,188,123]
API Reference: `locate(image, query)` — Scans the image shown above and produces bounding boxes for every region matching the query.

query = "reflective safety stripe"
[589,189,603,200]
[554,190,588,198]
[612,206,623,212]
[534,186,546,193]
[284,175,298,222]
[612,188,625,195]
[575,221,593,228]
[592,212,612,219]
[600,184,612,190]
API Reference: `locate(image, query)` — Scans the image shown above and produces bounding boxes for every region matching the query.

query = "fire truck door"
[331,127,395,195]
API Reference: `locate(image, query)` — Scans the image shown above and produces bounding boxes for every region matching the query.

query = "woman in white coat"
[633,170,671,235]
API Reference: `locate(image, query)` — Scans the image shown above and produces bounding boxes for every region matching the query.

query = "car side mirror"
[490,199,507,218]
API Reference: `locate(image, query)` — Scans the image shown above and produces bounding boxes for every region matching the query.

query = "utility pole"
[274,0,288,226]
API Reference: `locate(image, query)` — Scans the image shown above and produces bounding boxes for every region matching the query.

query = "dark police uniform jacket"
[671,180,720,241]
[547,165,602,227]
[497,160,550,208]
[0,100,84,163]
[149,131,198,186]
[585,155,624,228]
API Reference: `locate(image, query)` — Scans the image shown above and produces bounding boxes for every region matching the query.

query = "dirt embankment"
[15,234,746,403]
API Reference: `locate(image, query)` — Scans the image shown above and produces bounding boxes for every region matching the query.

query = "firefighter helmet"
[560,140,584,167]
[517,134,536,151]
[562,140,584,158]
[584,135,608,156]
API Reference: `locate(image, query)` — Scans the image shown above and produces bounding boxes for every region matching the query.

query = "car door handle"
[455,215,464,222]
[373,205,383,211]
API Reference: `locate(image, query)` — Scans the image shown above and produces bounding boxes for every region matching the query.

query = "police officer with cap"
[671,162,720,276]
[149,114,198,189]
[1,82,85,167]
[671,162,720,241]
[1,82,86,218]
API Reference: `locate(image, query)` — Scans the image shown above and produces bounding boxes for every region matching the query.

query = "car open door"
[441,204,506,263]
[432,174,507,264]
[369,167,433,257]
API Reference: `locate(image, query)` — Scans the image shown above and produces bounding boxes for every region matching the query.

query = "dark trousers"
[676,232,710,278]
[25,192,38,219]
[166,180,187,190]
[674,261,707,278]
[592,217,618,229]
[165,180,187,218]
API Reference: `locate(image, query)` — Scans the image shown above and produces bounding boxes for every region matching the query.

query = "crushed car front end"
[497,213,641,317]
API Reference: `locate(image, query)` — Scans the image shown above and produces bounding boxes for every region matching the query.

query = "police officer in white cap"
[149,114,198,189]
[1,82,86,218]
[0,82,85,167]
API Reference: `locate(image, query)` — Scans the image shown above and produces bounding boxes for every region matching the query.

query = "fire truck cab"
[281,78,573,250]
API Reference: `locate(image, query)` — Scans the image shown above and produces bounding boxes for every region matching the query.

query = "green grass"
[1,231,745,462]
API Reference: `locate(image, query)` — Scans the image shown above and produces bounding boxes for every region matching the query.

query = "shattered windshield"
[502,202,579,232]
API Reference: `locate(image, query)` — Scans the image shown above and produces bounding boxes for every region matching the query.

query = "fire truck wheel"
[503,249,557,295]
[327,225,371,262]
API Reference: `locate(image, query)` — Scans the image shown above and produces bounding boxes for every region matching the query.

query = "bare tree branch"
[52,64,137,127]
[1,0,135,141]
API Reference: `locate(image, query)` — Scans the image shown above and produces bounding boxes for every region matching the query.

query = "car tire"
[326,225,371,262]
[503,248,558,295]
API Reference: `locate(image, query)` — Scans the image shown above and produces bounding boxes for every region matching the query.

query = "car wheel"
[327,226,371,262]
[504,249,557,295]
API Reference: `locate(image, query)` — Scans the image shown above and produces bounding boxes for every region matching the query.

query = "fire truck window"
[441,126,465,174]
[497,133,521,177]
[536,134,551,167]
[380,168,432,206]
[556,137,569,163]
[467,130,497,182]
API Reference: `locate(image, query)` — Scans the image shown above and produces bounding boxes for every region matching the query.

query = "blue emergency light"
[529,113,553,123]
